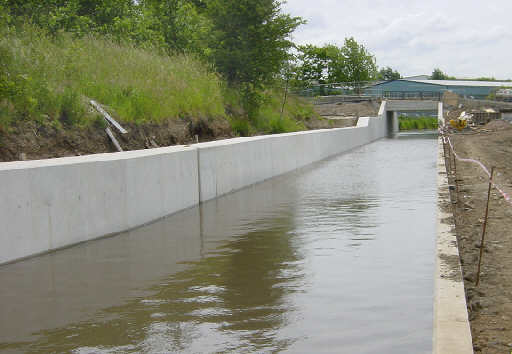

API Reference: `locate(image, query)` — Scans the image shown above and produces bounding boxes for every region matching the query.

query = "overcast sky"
[282,0,512,79]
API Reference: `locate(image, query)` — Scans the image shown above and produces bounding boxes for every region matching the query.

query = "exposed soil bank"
[0,117,233,162]
[311,100,380,118]
[448,122,512,353]
[0,103,362,162]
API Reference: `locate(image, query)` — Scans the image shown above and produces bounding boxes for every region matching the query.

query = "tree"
[206,0,303,116]
[431,68,455,80]
[337,37,377,83]
[293,44,329,86]
[142,0,211,54]
[378,66,401,81]
[292,38,377,89]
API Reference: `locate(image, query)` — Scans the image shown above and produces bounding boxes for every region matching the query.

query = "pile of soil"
[312,101,379,118]
[448,126,512,353]
[304,116,358,129]
[483,120,512,131]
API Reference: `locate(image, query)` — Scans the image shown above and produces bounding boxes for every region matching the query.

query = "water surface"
[0,132,437,353]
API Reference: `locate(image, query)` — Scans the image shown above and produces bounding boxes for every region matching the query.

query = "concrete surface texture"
[387,100,439,112]
[0,102,389,265]
[438,102,445,125]
[433,138,473,354]
[0,146,199,265]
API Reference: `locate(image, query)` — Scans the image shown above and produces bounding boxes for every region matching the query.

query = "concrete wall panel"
[0,146,199,264]
[1,103,389,264]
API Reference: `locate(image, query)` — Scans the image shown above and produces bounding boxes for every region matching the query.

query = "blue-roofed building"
[366,79,512,100]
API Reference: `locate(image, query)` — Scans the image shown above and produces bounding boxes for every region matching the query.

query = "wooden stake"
[446,141,452,175]
[91,100,128,134]
[476,166,495,287]
[106,127,123,152]
[453,154,458,193]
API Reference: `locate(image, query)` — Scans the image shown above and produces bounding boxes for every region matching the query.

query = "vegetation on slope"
[0,24,226,129]
[0,24,316,134]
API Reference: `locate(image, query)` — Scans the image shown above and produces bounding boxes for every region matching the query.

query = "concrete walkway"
[433,137,473,353]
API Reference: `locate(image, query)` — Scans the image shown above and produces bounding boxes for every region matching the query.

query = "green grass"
[398,116,438,131]
[0,23,317,136]
[0,24,226,129]
[225,86,314,136]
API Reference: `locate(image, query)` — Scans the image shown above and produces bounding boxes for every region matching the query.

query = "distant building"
[366,79,512,100]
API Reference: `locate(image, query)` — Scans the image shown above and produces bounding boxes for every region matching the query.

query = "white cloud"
[282,0,512,79]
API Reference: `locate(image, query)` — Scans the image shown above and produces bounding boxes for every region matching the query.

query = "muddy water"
[0,132,437,353]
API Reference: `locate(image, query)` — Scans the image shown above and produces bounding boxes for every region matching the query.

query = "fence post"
[476,166,495,287]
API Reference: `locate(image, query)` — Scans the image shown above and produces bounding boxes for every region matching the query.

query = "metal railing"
[292,82,442,101]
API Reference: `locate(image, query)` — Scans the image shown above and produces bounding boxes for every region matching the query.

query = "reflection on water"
[0,133,437,353]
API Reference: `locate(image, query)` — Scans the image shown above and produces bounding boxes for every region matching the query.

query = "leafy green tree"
[142,0,211,54]
[4,0,135,35]
[206,0,303,116]
[337,37,377,83]
[293,44,329,86]
[430,68,455,80]
[292,38,377,88]
[378,66,401,81]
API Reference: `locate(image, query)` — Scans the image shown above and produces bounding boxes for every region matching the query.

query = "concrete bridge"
[383,100,442,134]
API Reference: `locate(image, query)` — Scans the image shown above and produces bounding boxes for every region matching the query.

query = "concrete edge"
[0,144,198,171]
[433,137,473,354]
[438,102,444,126]
[378,100,387,116]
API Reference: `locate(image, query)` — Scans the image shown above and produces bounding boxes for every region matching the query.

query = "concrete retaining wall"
[0,102,388,264]
[0,146,199,264]
[196,114,386,202]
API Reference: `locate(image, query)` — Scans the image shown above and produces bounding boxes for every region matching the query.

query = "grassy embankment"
[398,116,438,131]
[0,24,315,137]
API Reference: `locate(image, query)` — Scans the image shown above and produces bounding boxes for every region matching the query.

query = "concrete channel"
[0,99,474,352]
[0,103,388,265]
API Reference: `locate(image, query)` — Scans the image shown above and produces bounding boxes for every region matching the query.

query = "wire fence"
[291,81,442,100]
[440,126,511,286]
[440,129,511,206]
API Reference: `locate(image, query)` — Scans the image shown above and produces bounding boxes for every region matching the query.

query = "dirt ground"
[312,100,380,118]
[0,100,365,162]
[0,116,234,162]
[447,121,512,353]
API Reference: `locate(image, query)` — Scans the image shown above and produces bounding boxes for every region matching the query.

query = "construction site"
[441,93,512,353]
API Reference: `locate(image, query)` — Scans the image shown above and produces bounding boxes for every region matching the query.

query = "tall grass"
[399,116,438,131]
[0,24,226,129]
[0,23,318,135]
[225,87,314,136]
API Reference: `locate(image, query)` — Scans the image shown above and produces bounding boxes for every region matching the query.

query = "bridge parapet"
[386,100,439,112]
